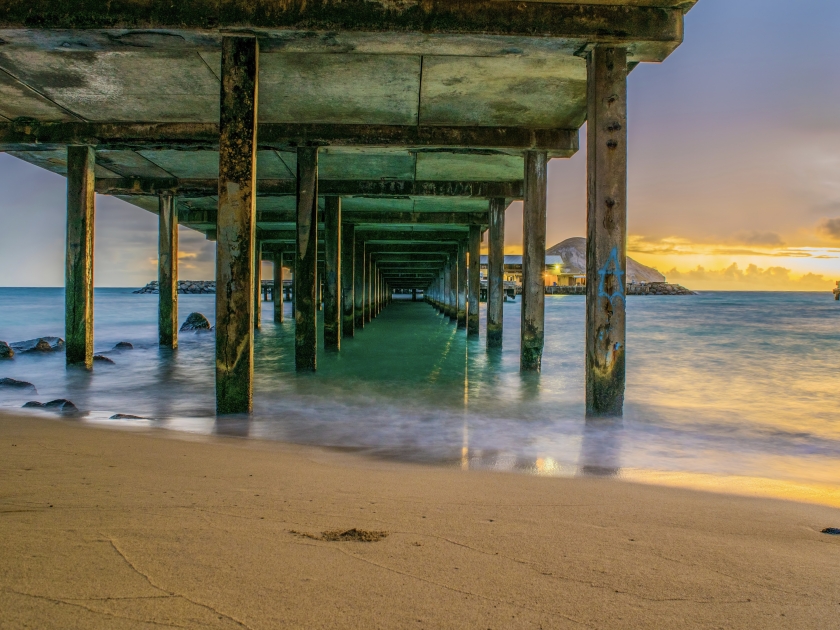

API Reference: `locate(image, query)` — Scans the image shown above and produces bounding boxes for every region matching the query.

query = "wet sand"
[1,412,838,629]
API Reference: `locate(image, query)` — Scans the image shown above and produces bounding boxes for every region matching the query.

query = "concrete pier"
[215,36,258,414]
[354,238,365,330]
[448,258,458,323]
[457,241,467,329]
[366,256,373,323]
[273,254,283,323]
[253,240,262,330]
[586,47,628,418]
[65,145,95,368]
[487,199,505,348]
[295,146,319,371]
[521,151,547,371]
[341,223,355,338]
[468,226,480,336]
[324,197,341,351]
[158,193,178,348]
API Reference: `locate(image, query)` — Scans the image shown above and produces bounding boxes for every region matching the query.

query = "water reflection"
[578,418,624,477]
[215,415,251,437]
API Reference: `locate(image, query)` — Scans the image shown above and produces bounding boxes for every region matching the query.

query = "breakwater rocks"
[546,282,696,296]
[134,280,216,294]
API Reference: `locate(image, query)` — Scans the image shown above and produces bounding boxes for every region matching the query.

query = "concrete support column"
[295,146,319,371]
[521,151,548,371]
[324,196,341,351]
[366,256,373,323]
[253,240,262,330]
[215,36,258,414]
[457,241,467,328]
[341,223,355,337]
[158,193,178,348]
[448,258,457,323]
[487,198,505,348]
[468,226,480,336]
[354,238,365,329]
[273,253,284,323]
[586,47,628,417]
[65,145,95,368]
[412,288,417,302]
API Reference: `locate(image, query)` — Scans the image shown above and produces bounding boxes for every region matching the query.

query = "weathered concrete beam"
[355,229,469,242]
[486,198,505,349]
[0,2,686,46]
[215,36,258,415]
[521,151,547,371]
[65,145,95,368]
[323,197,341,351]
[295,146,319,371]
[158,193,178,348]
[586,47,628,418]
[180,209,489,227]
[468,225,480,337]
[96,178,524,199]
[0,122,577,155]
[341,223,355,338]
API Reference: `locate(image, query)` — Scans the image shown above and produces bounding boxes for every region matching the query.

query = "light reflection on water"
[1,288,839,504]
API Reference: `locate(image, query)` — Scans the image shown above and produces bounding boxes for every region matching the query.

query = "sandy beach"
[1,412,838,629]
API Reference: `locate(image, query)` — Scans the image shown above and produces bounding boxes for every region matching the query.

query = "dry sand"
[1,412,838,629]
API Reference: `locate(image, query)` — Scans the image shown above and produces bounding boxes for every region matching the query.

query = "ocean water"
[1,288,839,503]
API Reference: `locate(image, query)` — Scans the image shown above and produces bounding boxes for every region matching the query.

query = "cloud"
[819,217,840,240]
[665,264,833,291]
[732,231,785,246]
[628,235,821,258]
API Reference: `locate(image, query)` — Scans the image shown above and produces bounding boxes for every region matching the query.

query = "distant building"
[479,255,586,287]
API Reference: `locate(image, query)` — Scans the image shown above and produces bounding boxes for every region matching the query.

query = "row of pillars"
[62,38,628,419]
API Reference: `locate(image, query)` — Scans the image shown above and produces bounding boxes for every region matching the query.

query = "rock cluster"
[546,283,696,296]
[23,399,78,413]
[134,280,216,294]
[0,341,13,359]
[9,337,65,353]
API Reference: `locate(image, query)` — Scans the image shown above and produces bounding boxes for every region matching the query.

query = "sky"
[1,0,839,290]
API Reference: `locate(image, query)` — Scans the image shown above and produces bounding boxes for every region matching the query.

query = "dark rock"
[10,337,65,353]
[0,377,36,392]
[93,355,115,364]
[113,342,133,350]
[0,341,13,359]
[44,399,78,413]
[822,527,840,535]
[180,312,211,332]
[110,413,146,420]
[23,399,77,413]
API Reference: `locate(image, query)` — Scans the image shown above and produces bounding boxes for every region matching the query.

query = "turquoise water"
[1,288,839,491]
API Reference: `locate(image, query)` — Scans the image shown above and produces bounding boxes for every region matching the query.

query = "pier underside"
[0,0,697,413]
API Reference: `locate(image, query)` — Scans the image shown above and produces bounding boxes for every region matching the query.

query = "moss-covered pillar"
[253,239,262,330]
[295,146,319,371]
[521,151,547,372]
[341,223,355,337]
[273,252,284,323]
[468,226,480,336]
[366,255,373,323]
[586,47,628,418]
[487,198,505,348]
[354,237,365,329]
[324,196,341,351]
[457,240,467,328]
[65,145,95,368]
[158,193,178,348]
[215,36,258,414]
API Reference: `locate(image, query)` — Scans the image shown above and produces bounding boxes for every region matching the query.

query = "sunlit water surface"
[1,288,838,504]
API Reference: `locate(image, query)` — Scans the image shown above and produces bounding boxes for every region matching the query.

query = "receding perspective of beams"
[158,193,178,348]
[0,123,577,155]
[323,197,341,351]
[487,198,505,349]
[468,225,481,337]
[354,237,365,330]
[95,178,525,200]
[295,147,319,371]
[253,240,262,330]
[521,151,547,372]
[215,36,258,415]
[65,145,95,369]
[457,240,467,329]
[273,253,284,323]
[586,46,628,418]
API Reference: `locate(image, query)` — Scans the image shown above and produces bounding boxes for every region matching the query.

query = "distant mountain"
[545,237,666,284]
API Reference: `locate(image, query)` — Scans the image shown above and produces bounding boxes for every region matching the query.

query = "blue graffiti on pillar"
[597,247,625,303]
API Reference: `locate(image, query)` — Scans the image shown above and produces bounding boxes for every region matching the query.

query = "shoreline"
[2,412,838,628]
